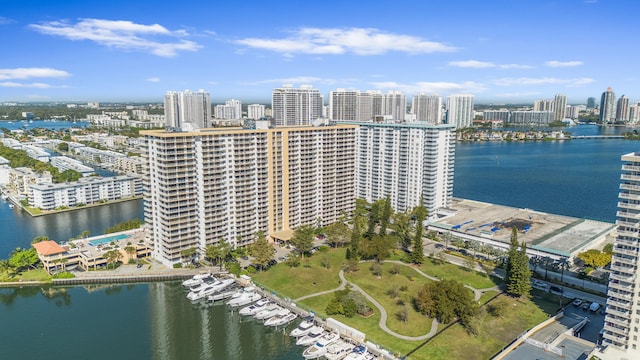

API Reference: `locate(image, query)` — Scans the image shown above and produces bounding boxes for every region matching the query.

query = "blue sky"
[1,0,638,104]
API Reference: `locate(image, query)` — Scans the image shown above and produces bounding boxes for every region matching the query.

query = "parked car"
[572,299,583,307]
[532,279,548,289]
[549,285,563,294]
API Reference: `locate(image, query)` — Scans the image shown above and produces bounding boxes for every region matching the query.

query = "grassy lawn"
[251,248,346,299]
[0,268,51,282]
[345,262,435,337]
[411,294,550,360]
[418,258,501,289]
[478,290,499,305]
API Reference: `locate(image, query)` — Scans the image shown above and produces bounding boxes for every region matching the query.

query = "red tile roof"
[32,240,66,256]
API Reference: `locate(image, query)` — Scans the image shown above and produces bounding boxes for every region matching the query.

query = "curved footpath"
[293,259,503,342]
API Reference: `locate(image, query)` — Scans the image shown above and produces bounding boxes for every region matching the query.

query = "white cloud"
[545,60,583,67]
[0,16,13,25]
[448,60,533,69]
[0,82,54,88]
[146,77,160,83]
[30,18,201,57]
[0,67,70,80]
[236,27,456,56]
[448,60,495,68]
[369,81,486,95]
[493,77,595,87]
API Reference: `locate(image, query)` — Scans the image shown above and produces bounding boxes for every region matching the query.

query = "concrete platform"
[428,198,616,259]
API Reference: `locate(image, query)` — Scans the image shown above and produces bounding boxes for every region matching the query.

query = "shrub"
[173,263,183,269]
[52,272,75,279]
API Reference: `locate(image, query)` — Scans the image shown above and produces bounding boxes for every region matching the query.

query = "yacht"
[289,316,316,337]
[186,278,235,302]
[253,303,281,320]
[302,332,340,359]
[342,345,371,360]
[186,276,218,292]
[227,291,262,307]
[208,289,237,302]
[182,273,213,288]
[324,339,354,360]
[1,194,8,201]
[8,204,14,209]
[296,326,325,346]
[264,312,297,327]
[239,298,270,316]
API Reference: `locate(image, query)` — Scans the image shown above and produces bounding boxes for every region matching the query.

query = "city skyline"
[2,0,639,104]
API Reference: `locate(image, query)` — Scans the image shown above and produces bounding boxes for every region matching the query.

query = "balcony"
[608,281,635,293]
[603,324,629,337]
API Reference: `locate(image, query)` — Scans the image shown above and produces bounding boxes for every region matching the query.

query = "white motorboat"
[253,303,281,320]
[289,316,316,337]
[239,298,270,316]
[187,278,235,302]
[257,306,289,321]
[324,339,354,360]
[182,273,213,288]
[208,289,237,302]
[264,312,297,327]
[302,332,340,359]
[186,276,218,292]
[343,345,371,360]
[227,291,262,307]
[8,204,14,209]
[296,326,325,346]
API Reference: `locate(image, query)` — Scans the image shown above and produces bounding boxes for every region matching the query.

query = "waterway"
[0,123,637,359]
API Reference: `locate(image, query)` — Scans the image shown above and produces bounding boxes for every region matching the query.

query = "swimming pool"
[88,234,131,246]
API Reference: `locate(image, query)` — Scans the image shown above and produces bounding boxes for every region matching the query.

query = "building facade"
[597,151,640,358]
[164,89,211,129]
[600,87,617,123]
[350,122,455,214]
[554,94,567,121]
[141,123,356,266]
[616,95,630,122]
[271,85,323,126]
[412,94,442,124]
[446,94,474,128]
[247,104,265,119]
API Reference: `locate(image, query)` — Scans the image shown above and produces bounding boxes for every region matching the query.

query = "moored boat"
[264,312,297,327]
[302,331,340,359]
[324,339,354,360]
[253,303,281,320]
[296,326,325,346]
[239,298,270,316]
[342,345,372,360]
[289,316,316,337]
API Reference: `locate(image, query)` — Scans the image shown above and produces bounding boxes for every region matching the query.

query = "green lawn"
[345,262,435,337]
[0,268,51,282]
[418,258,501,289]
[251,248,346,299]
[410,294,550,360]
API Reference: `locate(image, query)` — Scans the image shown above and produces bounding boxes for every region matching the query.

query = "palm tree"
[541,256,554,281]
[124,246,137,263]
[556,258,570,283]
[529,255,541,273]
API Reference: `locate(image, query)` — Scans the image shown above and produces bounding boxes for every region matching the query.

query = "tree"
[102,250,122,269]
[541,256,554,281]
[250,231,274,271]
[505,229,532,298]
[290,225,315,259]
[577,249,612,269]
[557,258,570,283]
[124,245,137,262]
[378,196,392,236]
[392,212,412,251]
[415,279,477,329]
[8,248,40,272]
[410,199,427,264]
[370,263,382,277]
[324,221,351,248]
[463,257,476,272]
[180,247,197,265]
[206,239,231,271]
[396,304,409,324]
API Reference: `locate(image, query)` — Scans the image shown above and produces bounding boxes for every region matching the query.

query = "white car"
[532,280,548,289]
[573,299,583,307]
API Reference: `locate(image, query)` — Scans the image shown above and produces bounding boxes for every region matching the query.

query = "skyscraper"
[595,151,640,359]
[164,89,211,129]
[446,94,474,128]
[600,87,617,123]
[329,89,359,121]
[554,94,567,122]
[412,94,442,124]
[141,123,357,266]
[533,99,554,112]
[271,85,323,126]
[587,97,596,109]
[383,91,407,121]
[247,104,265,119]
[351,122,455,213]
[616,95,630,122]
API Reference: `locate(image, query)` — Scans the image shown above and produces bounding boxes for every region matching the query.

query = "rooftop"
[32,240,67,256]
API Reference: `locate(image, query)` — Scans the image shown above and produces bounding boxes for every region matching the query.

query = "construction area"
[428,198,616,260]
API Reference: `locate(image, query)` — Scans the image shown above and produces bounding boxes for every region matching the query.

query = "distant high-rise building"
[369,91,384,118]
[629,103,640,124]
[271,85,323,126]
[554,94,567,121]
[247,104,265,119]
[594,151,640,359]
[214,99,242,120]
[329,89,359,121]
[383,91,407,121]
[587,97,596,109]
[510,111,554,125]
[534,99,554,112]
[483,110,510,123]
[164,89,211,129]
[600,87,617,123]
[616,95,630,122]
[412,94,442,124]
[446,94,474,128]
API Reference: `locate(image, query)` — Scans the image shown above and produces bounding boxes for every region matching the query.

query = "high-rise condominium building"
[629,103,640,124]
[329,89,359,121]
[587,97,596,109]
[595,151,640,359]
[164,89,211,129]
[554,94,567,121]
[214,99,242,120]
[329,89,409,122]
[483,110,510,123]
[141,123,356,266]
[412,94,442,124]
[616,95,630,122]
[534,99,554,112]
[446,94,474,128]
[384,91,407,121]
[600,87,617,123]
[272,85,323,126]
[247,104,265,119]
[351,122,455,213]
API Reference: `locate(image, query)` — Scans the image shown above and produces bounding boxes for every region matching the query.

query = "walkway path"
[293,259,502,341]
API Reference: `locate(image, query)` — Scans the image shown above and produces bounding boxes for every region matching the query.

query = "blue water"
[0,119,89,131]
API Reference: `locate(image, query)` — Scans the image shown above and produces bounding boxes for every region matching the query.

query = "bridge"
[571,135,625,139]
